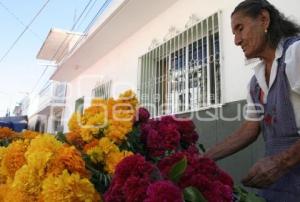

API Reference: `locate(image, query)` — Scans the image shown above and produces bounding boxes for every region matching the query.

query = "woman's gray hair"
[232,0,300,48]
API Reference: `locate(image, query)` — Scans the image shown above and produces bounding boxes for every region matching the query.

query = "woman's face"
[231,11,267,59]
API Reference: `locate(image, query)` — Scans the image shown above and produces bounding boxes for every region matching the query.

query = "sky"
[0,0,106,116]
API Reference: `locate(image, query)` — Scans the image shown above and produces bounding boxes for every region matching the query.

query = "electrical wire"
[60,0,112,61]
[0,0,50,63]
[30,0,95,94]
[50,0,93,61]
[0,1,41,40]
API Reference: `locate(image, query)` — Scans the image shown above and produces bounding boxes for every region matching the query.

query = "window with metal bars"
[138,12,221,117]
[92,80,112,99]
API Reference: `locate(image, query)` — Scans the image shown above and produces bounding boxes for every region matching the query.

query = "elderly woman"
[204,0,300,201]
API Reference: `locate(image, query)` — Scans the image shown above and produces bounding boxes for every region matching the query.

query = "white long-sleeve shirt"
[246,39,300,130]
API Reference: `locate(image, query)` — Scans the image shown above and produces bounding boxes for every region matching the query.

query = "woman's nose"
[234,35,242,46]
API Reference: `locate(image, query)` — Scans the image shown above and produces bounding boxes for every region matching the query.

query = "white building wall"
[62,0,300,131]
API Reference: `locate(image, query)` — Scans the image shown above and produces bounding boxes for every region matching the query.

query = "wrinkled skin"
[231,10,269,59]
[242,156,288,188]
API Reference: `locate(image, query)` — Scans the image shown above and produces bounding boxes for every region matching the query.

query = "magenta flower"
[158,123,180,150]
[181,130,199,145]
[145,180,184,202]
[146,129,165,157]
[176,118,196,134]
[157,152,186,178]
[104,155,159,202]
[157,150,233,202]
[137,107,150,123]
[124,177,151,202]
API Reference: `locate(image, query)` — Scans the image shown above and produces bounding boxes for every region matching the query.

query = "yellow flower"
[118,90,138,108]
[90,98,106,107]
[1,140,27,179]
[12,165,42,201]
[68,113,82,133]
[105,118,133,143]
[86,146,104,164]
[25,134,63,155]
[105,151,133,174]
[0,147,7,161]
[0,147,6,184]
[41,170,97,202]
[86,137,119,164]
[80,127,95,142]
[84,105,105,118]
[26,151,53,177]
[98,137,119,154]
[86,113,107,129]
[106,98,116,119]
[79,107,108,142]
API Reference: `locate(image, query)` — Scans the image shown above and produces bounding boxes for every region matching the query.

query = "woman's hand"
[242,155,288,188]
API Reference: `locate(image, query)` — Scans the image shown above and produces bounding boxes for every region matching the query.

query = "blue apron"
[249,36,300,202]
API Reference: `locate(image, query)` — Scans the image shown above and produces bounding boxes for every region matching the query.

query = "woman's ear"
[260,9,270,31]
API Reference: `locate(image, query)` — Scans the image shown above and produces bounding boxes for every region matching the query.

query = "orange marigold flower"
[83,139,99,153]
[105,119,133,144]
[1,140,27,179]
[0,175,6,185]
[1,185,32,202]
[21,130,40,139]
[0,184,8,201]
[66,132,85,150]
[93,192,102,202]
[0,127,16,139]
[68,113,81,133]
[47,145,88,177]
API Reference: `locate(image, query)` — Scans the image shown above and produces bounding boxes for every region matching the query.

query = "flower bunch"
[104,106,235,202]
[64,90,265,201]
[1,140,28,180]
[105,148,233,202]
[0,134,100,202]
[66,90,137,175]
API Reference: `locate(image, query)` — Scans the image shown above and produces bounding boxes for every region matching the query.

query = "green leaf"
[0,138,11,147]
[245,192,266,202]
[198,144,206,153]
[183,186,207,202]
[168,156,187,182]
[82,154,112,194]
[55,132,67,143]
[233,186,266,202]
